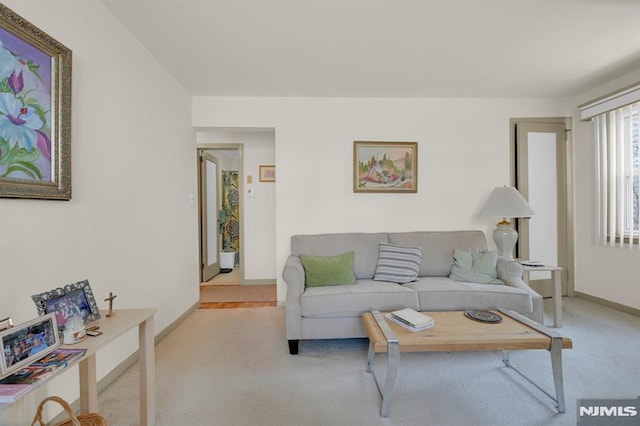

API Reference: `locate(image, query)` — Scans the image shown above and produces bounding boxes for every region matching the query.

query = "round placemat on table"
[464,310,503,323]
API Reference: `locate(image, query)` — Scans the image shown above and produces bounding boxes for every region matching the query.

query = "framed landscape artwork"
[0,5,72,200]
[353,141,418,193]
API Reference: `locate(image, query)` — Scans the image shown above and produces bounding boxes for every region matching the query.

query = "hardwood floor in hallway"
[200,269,277,309]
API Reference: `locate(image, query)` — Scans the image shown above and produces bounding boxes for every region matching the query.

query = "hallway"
[200,269,276,308]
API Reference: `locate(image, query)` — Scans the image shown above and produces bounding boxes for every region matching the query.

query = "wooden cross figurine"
[104,292,117,317]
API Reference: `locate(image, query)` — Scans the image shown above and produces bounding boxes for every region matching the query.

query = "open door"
[514,120,570,297]
[200,152,221,281]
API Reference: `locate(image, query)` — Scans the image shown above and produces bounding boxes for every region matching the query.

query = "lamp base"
[493,222,518,259]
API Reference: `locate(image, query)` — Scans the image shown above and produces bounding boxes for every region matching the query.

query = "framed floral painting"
[0,5,72,200]
[353,141,418,193]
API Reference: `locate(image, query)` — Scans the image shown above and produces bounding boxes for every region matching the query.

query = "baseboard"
[154,301,200,343]
[575,291,640,317]
[50,300,200,423]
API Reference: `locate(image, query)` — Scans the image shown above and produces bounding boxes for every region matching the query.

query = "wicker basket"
[31,396,107,426]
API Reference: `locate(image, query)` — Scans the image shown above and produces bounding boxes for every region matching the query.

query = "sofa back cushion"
[388,231,488,277]
[291,233,389,279]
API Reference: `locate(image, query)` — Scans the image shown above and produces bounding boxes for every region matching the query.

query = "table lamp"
[478,186,535,259]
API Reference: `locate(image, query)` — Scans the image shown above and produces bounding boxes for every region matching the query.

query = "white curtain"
[592,102,639,249]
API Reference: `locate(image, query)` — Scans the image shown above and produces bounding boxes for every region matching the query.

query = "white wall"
[193,97,573,300]
[572,69,640,310]
[0,1,198,423]
[197,129,276,281]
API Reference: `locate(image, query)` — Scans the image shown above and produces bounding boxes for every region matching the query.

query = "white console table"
[73,308,156,425]
[522,265,563,327]
[0,308,156,426]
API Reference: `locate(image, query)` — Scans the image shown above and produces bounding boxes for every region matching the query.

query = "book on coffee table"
[388,308,434,332]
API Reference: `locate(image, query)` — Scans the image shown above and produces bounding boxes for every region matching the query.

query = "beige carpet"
[199,285,276,302]
[97,297,640,426]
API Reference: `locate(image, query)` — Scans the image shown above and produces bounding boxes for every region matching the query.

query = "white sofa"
[283,231,543,354]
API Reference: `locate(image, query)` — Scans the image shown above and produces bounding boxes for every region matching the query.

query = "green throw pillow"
[300,251,357,287]
[449,249,503,284]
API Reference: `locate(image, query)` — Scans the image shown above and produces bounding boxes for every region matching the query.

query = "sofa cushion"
[300,251,357,287]
[301,279,420,317]
[449,249,503,284]
[388,231,488,277]
[404,277,533,314]
[291,233,389,279]
[373,243,422,283]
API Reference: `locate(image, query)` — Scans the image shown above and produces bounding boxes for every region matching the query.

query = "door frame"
[200,151,221,281]
[510,117,575,296]
[197,143,244,284]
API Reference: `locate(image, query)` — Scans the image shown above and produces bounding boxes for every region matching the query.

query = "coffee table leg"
[380,339,400,417]
[501,345,566,413]
[501,350,511,367]
[550,336,566,413]
[366,343,374,373]
[368,311,400,418]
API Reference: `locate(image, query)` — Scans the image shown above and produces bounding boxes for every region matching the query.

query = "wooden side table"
[522,265,563,327]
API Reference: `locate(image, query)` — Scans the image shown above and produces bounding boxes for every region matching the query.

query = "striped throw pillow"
[373,243,422,284]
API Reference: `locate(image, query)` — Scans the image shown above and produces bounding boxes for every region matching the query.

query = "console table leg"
[550,336,565,413]
[79,354,97,413]
[139,317,155,426]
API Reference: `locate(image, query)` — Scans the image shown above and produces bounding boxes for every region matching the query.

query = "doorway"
[511,118,574,297]
[200,152,221,281]
[197,146,243,284]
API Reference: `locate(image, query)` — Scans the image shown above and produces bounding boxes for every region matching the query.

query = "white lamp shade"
[478,186,535,218]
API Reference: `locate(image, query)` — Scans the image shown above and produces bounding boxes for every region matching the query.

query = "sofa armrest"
[282,255,305,339]
[283,255,305,301]
[496,257,524,286]
[496,257,544,324]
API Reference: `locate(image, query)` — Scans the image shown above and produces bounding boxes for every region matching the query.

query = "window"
[593,102,639,247]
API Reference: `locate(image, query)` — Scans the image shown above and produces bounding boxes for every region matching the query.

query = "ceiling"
[102,0,640,98]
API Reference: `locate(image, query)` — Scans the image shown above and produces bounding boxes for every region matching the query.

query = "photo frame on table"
[259,165,275,182]
[31,279,101,330]
[0,5,72,200]
[353,141,418,193]
[0,313,59,377]
[0,317,13,331]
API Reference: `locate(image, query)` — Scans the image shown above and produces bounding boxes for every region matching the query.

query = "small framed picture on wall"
[259,165,275,182]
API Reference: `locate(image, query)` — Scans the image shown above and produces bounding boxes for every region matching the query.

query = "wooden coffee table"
[362,309,572,417]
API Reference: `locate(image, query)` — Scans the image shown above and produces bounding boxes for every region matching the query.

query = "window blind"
[592,102,639,248]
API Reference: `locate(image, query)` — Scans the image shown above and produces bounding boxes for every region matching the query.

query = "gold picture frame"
[259,165,275,182]
[0,5,72,200]
[353,141,418,193]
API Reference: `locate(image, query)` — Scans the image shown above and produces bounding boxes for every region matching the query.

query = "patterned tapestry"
[221,171,240,266]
